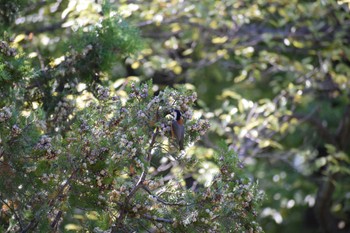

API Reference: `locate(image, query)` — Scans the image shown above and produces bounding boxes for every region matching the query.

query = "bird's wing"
[171,120,180,141]
[178,124,185,150]
[172,120,185,149]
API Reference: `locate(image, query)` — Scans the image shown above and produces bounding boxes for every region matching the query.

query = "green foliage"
[109,1,350,232]
[0,0,28,28]
[0,3,265,230]
[0,82,262,232]
[68,15,142,79]
[0,40,31,100]
[2,0,350,232]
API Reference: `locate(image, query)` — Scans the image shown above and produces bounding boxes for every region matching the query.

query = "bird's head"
[173,109,182,121]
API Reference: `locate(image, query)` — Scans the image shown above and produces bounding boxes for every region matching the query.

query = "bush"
[0,2,263,231]
[0,82,263,232]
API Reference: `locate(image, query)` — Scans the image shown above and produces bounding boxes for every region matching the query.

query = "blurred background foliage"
[1,0,350,232]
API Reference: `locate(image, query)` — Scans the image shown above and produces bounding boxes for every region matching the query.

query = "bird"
[171,109,185,150]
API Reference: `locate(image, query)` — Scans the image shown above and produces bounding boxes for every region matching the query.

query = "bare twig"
[291,106,336,145]
[50,210,62,229]
[142,185,190,206]
[115,128,159,229]
[21,219,39,233]
[0,196,23,231]
[142,214,174,223]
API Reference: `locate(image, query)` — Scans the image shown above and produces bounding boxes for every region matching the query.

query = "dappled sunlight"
[1,0,350,232]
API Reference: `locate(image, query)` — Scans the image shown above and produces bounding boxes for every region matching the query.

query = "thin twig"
[0,197,23,230]
[142,214,174,223]
[142,185,190,206]
[116,128,159,228]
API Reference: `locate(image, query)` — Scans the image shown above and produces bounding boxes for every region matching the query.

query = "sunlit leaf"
[315,157,327,168]
[65,224,82,231]
[86,211,99,220]
[292,40,304,48]
[325,144,337,154]
[13,34,26,44]
[221,90,241,100]
[212,36,228,44]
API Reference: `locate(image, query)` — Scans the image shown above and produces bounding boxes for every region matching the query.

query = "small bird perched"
[171,109,185,150]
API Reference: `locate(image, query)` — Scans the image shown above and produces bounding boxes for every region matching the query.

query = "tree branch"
[142,214,174,223]
[142,185,189,206]
[0,196,23,231]
[115,128,159,230]
[291,106,336,145]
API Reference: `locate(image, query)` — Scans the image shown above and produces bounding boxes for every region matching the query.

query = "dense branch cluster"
[0,82,263,232]
[3,0,348,232]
